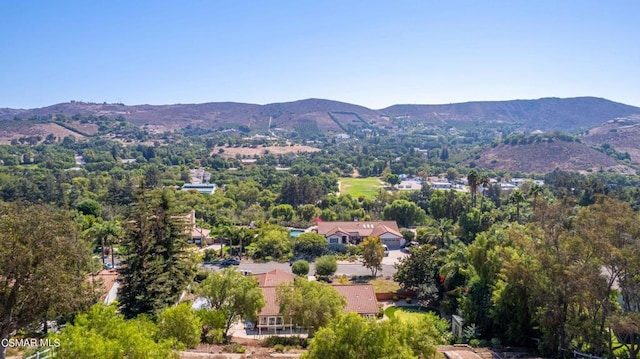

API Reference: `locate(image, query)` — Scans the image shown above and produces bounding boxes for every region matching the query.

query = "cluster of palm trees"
[84,220,124,268]
[467,170,544,223]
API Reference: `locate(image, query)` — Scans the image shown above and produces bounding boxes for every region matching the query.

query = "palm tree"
[84,220,123,267]
[510,190,526,223]
[467,170,479,207]
[425,218,455,249]
[529,183,543,210]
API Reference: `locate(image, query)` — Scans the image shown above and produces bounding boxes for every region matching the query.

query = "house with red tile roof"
[253,269,295,287]
[253,269,378,332]
[316,221,405,248]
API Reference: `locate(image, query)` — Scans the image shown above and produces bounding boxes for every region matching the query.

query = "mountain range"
[2,96,639,134]
[2,96,640,174]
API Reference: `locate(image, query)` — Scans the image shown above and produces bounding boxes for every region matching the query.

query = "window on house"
[330,237,338,244]
[342,235,347,242]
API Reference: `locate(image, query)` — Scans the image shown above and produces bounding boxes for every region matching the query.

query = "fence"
[559,348,605,359]
[24,347,55,359]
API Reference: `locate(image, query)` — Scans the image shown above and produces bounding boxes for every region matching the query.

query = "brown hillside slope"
[582,116,640,164]
[474,141,635,174]
[3,97,639,134]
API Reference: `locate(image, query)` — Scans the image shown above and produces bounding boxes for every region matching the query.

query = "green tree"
[394,244,441,302]
[296,204,320,222]
[196,268,265,340]
[118,188,200,318]
[292,232,328,259]
[270,204,295,222]
[83,220,123,266]
[0,202,94,359]
[292,260,310,276]
[76,198,102,218]
[157,302,202,349]
[385,173,401,187]
[315,255,337,277]
[359,237,385,277]
[382,199,427,227]
[277,278,346,336]
[467,169,479,207]
[53,304,176,359]
[250,225,292,260]
[303,312,441,359]
[509,190,526,223]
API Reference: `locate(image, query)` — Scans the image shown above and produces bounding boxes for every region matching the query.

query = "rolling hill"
[581,115,640,164]
[2,97,639,134]
[381,97,640,132]
[472,140,635,174]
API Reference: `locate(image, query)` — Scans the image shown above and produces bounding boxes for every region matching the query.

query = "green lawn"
[339,177,383,198]
[384,306,440,323]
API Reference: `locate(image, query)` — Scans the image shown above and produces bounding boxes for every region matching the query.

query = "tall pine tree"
[118,187,198,318]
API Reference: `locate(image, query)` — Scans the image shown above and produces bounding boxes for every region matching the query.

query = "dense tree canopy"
[118,188,200,318]
[277,278,346,336]
[0,202,94,359]
[196,268,265,340]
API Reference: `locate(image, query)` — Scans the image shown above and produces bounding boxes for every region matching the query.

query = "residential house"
[316,221,405,248]
[182,210,211,246]
[254,269,379,333]
[181,183,217,195]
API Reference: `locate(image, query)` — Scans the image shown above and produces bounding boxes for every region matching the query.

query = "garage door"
[383,237,402,249]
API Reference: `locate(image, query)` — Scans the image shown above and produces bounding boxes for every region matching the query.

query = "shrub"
[328,243,347,254]
[345,245,361,256]
[315,255,337,276]
[469,339,481,347]
[274,344,285,353]
[292,260,310,276]
[203,249,218,262]
[405,297,412,304]
[392,295,399,302]
[223,344,245,353]
[262,336,308,348]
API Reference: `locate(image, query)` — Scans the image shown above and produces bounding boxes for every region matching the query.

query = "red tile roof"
[253,269,296,287]
[259,287,281,316]
[257,283,379,318]
[369,224,402,238]
[332,284,379,315]
[317,221,401,238]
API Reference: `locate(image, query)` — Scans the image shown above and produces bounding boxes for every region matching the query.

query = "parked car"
[104,263,113,270]
[382,244,390,257]
[221,258,240,266]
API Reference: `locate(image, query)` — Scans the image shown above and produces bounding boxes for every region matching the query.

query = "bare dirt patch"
[0,123,85,144]
[213,145,321,157]
[69,121,99,135]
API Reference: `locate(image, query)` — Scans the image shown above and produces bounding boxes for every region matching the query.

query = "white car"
[382,244,390,257]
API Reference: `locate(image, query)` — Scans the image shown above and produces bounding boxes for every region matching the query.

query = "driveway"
[382,248,409,266]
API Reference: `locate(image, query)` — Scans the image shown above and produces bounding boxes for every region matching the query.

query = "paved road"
[202,249,407,278]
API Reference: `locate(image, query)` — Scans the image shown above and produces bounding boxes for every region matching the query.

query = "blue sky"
[1,1,638,109]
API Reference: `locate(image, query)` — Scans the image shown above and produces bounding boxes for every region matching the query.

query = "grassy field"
[385,306,440,323]
[339,177,383,198]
